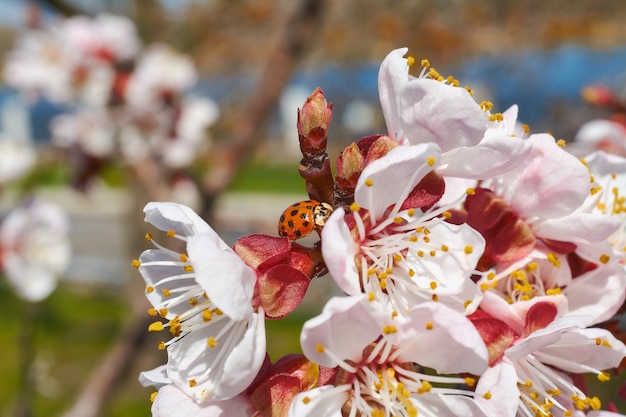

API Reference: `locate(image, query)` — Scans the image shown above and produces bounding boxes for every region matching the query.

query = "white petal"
[395,303,488,375]
[505,315,588,361]
[475,361,519,417]
[399,78,487,151]
[152,385,255,417]
[500,134,589,219]
[168,312,265,401]
[439,134,531,179]
[378,47,410,140]
[144,202,213,236]
[355,143,441,221]
[321,207,361,295]
[539,328,626,372]
[531,212,619,243]
[288,386,347,417]
[187,232,256,320]
[300,295,388,368]
[139,364,170,388]
[565,262,626,324]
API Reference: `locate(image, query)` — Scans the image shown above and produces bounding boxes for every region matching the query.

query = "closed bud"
[364,135,400,165]
[298,87,333,157]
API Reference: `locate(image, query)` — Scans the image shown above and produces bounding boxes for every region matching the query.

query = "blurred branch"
[201,0,327,221]
[37,0,85,16]
[63,2,326,415]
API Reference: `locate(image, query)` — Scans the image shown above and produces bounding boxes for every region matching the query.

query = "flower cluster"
[4,12,219,192]
[136,48,626,417]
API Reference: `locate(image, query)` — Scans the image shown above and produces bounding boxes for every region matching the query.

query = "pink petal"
[144,201,213,235]
[474,361,519,417]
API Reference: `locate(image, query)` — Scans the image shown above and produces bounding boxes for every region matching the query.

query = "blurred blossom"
[0,132,36,184]
[51,109,116,158]
[569,119,626,157]
[125,44,197,111]
[0,199,71,302]
[3,29,74,102]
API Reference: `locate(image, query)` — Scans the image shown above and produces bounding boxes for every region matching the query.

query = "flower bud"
[297,87,333,158]
[364,135,400,165]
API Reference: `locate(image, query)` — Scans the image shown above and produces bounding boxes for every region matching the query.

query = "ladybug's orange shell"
[278,199,319,241]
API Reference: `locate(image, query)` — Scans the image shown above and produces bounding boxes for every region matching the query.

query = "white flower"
[290,294,490,417]
[0,199,71,302]
[136,202,266,403]
[322,144,485,314]
[0,133,35,184]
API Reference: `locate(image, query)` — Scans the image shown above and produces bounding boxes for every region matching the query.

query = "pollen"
[407,208,415,216]
[547,252,561,267]
[145,233,152,241]
[463,300,472,309]
[431,294,439,302]
[316,343,325,353]
[421,58,430,68]
[464,245,474,254]
[159,308,168,317]
[183,265,194,273]
[488,113,504,122]
[597,371,611,382]
[365,178,374,187]
[407,56,415,66]
[417,380,432,394]
[180,254,188,262]
[207,337,218,348]
[146,286,154,293]
[480,101,493,112]
[203,308,213,322]
[150,391,158,402]
[429,281,437,290]
[394,216,403,224]
[441,244,449,252]
[189,379,197,387]
[427,156,435,166]
[302,396,311,405]
[480,282,490,291]
[167,230,176,238]
[162,288,171,297]
[368,292,376,301]
[466,187,475,195]
[557,139,567,147]
[408,269,415,277]
[464,376,476,387]
[148,321,164,332]
[425,321,433,330]
[599,254,610,264]
[442,210,452,218]
[157,341,165,350]
[482,391,492,400]
[132,259,140,268]
[383,324,397,334]
[350,202,361,212]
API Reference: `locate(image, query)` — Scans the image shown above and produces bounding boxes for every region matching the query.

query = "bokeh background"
[1,0,626,415]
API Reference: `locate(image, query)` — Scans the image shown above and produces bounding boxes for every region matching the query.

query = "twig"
[201,0,327,222]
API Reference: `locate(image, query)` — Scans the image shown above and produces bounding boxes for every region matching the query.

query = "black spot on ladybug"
[302,221,310,227]
[288,220,294,228]
[290,209,299,216]
[294,230,302,238]
[279,214,285,222]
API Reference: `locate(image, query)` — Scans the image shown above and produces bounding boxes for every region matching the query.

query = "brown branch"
[201,0,327,221]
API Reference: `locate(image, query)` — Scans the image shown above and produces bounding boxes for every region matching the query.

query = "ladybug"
[278,199,334,241]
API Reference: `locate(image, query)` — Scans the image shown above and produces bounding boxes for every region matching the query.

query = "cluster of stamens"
[306,323,481,417]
